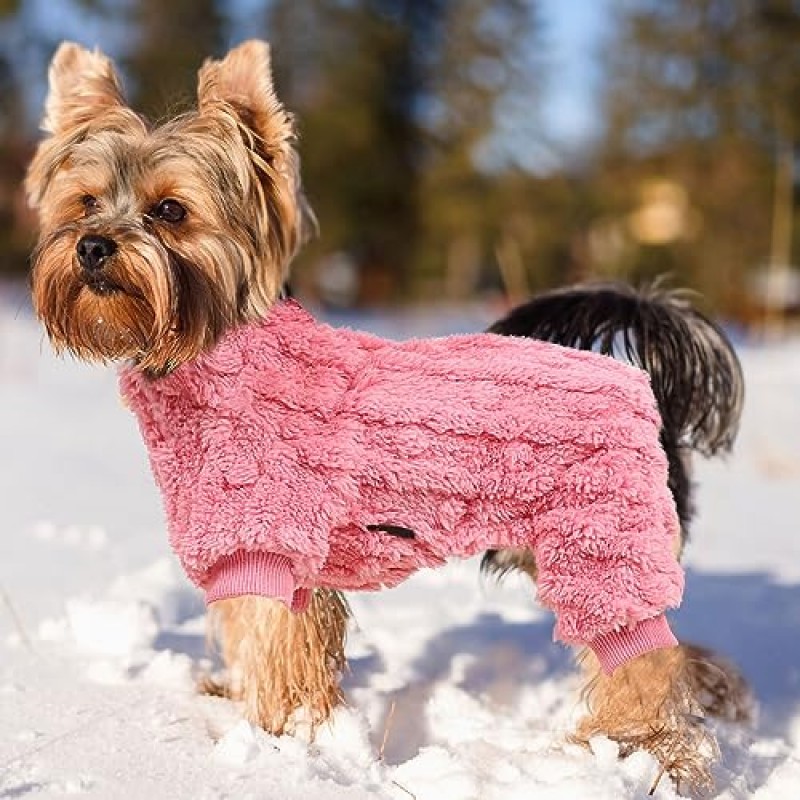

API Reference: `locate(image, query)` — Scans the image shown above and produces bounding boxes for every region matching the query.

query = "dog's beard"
[31,224,238,374]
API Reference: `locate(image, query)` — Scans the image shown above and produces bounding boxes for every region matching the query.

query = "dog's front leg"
[205,589,349,736]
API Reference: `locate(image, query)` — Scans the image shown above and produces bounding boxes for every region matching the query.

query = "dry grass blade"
[0,585,35,653]
[379,700,397,762]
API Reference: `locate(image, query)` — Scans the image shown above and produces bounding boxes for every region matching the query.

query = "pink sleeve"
[202,551,311,611]
[589,614,678,673]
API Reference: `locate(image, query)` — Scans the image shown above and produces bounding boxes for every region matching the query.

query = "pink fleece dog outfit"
[120,300,682,673]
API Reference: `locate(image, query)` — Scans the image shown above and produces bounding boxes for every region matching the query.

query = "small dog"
[27,40,749,795]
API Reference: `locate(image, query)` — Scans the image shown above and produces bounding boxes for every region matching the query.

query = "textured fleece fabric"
[120,300,683,673]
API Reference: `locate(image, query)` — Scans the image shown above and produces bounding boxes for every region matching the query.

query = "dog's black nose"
[76,235,117,272]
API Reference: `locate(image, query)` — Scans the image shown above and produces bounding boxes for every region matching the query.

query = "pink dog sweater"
[120,300,682,673]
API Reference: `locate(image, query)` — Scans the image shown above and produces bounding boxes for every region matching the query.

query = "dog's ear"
[195,39,311,293]
[26,43,129,211]
[196,40,295,162]
[41,42,127,134]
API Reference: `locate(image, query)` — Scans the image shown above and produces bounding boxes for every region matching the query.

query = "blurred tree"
[417,0,546,301]
[0,2,21,138]
[125,0,225,119]
[597,0,800,318]
[266,0,544,304]
[0,0,33,272]
[266,0,433,302]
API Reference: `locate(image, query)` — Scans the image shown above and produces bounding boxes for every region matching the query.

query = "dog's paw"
[575,710,717,796]
[574,646,721,796]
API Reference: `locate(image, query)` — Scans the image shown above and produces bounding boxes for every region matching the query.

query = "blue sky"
[539,0,610,148]
[475,0,612,172]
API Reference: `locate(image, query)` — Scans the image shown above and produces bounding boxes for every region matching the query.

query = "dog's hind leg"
[480,547,537,582]
[204,589,349,736]
[682,643,754,724]
[574,646,718,795]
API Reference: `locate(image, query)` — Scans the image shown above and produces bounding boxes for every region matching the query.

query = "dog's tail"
[482,281,744,578]
[487,282,743,456]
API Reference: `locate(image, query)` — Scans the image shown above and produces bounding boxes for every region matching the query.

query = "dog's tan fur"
[25,40,750,796]
[576,647,716,794]
[204,591,349,736]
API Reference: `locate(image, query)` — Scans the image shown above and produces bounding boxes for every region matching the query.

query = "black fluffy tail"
[482,282,743,578]
[488,282,743,457]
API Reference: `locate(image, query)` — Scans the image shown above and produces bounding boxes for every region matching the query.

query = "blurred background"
[0,0,798,327]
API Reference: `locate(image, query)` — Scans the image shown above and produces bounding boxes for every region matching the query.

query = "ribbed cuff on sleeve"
[203,551,311,612]
[588,614,678,674]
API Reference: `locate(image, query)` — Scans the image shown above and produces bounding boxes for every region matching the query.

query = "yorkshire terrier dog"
[27,41,749,795]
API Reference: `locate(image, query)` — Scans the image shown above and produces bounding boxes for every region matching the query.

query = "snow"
[2,291,800,798]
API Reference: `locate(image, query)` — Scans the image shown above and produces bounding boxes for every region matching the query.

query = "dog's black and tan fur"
[26,40,749,796]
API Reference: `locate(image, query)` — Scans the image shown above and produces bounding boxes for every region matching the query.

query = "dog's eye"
[154,199,186,223]
[81,195,100,215]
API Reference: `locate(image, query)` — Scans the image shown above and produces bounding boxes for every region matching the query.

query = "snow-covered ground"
[2,289,799,799]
